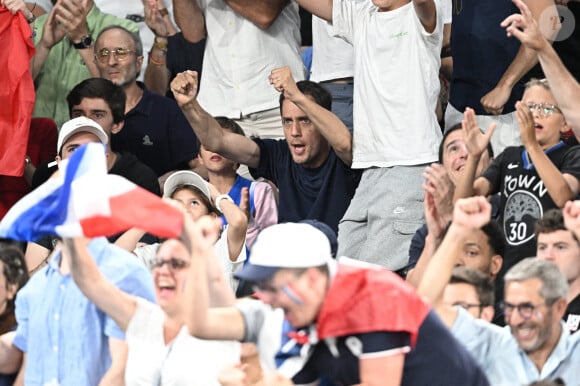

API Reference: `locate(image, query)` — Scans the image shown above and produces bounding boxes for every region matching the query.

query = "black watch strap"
[73,35,93,49]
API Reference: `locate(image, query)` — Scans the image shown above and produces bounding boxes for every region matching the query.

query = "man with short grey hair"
[419,196,580,385]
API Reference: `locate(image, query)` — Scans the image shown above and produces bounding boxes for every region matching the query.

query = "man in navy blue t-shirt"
[170,66,360,232]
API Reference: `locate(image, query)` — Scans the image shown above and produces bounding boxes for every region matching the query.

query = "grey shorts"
[337,165,426,271]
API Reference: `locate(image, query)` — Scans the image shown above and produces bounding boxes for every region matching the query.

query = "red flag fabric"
[0,8,35,177]
[317,263,431,347]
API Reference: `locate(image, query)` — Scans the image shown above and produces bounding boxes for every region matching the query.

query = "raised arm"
[502,0,580,134]
[143,0,175,95]
[183,216,246,340]
[224,0,290,30]
[453,108,495,201]
[293,0,333,22]
[270,66,353,166]
[62,238,137,332]
[207,182,248,263]
[413,0,437,33]
[53,0,100,77]
[515,102,580,207]
[171,71,262,169]
[480,0,558,115]
[172,0,205,43]
[30,7,65,79]
[417,196,492,327]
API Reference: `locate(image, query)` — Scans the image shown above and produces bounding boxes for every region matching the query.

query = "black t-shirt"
[483,144,580,272]
[249,138,360,232]
[293,311,490,386]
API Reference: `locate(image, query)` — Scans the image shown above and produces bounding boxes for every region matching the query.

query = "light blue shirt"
[13,238,155,386]
[452,307,580,385]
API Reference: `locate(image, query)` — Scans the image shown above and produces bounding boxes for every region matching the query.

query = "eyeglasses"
[95,47,136,63]
[151,257,190,270]
[526,102,562,118]
[500,301,546,319]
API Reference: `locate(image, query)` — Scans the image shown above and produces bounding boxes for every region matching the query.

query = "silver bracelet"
[215,194,234,213]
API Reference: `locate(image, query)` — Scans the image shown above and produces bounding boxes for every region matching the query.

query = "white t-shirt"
[125,297,240,386]
[310,15,354,82]
[332,0,443,168]
[197,0,305,117]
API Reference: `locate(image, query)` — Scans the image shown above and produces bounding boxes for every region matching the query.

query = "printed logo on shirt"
[507,163,519,169]
[142,135,154,146]
[566,314,580,332]
[503,190,542,246]
[390,32,409,39]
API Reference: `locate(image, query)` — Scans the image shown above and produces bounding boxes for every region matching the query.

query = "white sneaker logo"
[393,206,406,214]
[507,163,518,169]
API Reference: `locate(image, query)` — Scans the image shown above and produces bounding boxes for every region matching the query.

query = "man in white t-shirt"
[173,0,305,140]
[296,0,443,271]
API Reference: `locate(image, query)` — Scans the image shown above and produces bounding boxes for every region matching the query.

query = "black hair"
[279,81,332,112]
[438,123,494,163]
[67,78,126,124]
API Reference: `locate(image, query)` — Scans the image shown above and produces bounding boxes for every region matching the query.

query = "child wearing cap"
[132,170,248,291]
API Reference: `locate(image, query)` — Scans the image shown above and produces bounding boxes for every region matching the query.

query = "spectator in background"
[171,68,359,232]
[443,267,496,322]
[444,0,558,154]
[173,0,304,141]
[93,0,178,82]
[0,243,28,385]
[419,196,580,385]
[197,117,278,249]
[31,0,138,128]
[142,0,206,97]
[93,25,200,177]
[297,0,444,272]
[454,79,580,307]
[502,0,580,137]
[538,208,580,333]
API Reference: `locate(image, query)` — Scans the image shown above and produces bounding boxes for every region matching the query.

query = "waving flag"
[0,143,183,241]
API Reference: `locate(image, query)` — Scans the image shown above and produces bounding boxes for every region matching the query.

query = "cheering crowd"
[1,0,580,384]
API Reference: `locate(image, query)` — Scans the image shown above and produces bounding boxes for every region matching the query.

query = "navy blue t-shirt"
[293,311,489,385]
[111,82,198,176]
[249,138,360,231]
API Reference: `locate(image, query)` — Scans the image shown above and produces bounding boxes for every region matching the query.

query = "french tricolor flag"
[0,143,183,241]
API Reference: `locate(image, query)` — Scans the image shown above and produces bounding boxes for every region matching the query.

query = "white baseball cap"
[58,117,108,154]
[163,170,211,200]
[235,223,333,282]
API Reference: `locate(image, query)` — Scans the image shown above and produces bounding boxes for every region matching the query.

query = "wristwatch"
[73,35,93,49]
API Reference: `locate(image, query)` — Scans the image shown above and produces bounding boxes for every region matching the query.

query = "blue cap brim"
[234,263,280,283]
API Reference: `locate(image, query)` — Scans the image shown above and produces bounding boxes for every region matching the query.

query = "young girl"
[198,117,278,249]
[132,170,248,291]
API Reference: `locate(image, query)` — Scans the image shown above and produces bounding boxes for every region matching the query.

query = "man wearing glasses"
[31,0,138,128]
[418,196,580,385]
[93,25,200,180]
